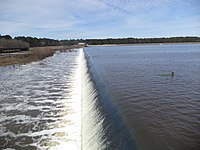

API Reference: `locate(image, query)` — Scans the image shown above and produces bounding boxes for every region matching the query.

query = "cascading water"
[0,49,82,149]
[0,48,138,150]
[81,49,138,150]
[81,49,107,150]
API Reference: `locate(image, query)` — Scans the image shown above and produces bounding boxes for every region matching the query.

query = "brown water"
[85,44,200,150]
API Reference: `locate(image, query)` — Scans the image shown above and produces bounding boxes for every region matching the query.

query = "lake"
[84,44,200,150]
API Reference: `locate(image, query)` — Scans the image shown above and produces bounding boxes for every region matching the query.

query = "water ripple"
[0,50,81,149]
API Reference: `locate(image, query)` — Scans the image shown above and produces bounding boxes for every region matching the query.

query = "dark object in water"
[159,72,175,76]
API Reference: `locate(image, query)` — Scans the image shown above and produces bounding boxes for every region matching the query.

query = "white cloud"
[0,0,199,39]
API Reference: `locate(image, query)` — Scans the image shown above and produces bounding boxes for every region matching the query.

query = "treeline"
[1,34,200,48]
[0,35,61,49]
[61,36,200,45]
[15,36,61,47]
[0,35,29,49]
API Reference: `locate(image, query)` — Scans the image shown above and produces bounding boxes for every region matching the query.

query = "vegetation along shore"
[1,34,200,67]
[0,35,84,67]
[0,46,81,67]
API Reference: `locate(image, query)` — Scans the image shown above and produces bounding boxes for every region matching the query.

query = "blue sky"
[0,0,200,39]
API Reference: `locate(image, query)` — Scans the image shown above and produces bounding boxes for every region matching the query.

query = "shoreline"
[0,45,82,67]
[89,42,200,47]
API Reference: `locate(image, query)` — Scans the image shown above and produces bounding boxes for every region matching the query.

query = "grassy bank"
[0,45,81,66]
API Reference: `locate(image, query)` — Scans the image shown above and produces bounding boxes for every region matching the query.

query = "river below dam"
[0,50,82,149]
[0,44,200,150]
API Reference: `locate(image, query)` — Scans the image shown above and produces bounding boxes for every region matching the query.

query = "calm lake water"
[0,44,200,150]
[85,44,200,150]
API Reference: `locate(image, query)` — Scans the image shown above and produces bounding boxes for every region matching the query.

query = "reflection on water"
[0,50,82,149]
[85,44,200,150]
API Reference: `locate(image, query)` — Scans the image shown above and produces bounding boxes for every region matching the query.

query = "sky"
[0,0,200,39]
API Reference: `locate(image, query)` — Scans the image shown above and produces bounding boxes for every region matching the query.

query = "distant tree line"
[1,34,200,48]
[0,35,29,49]
[61,36,200,45]
[14,36,61,47]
